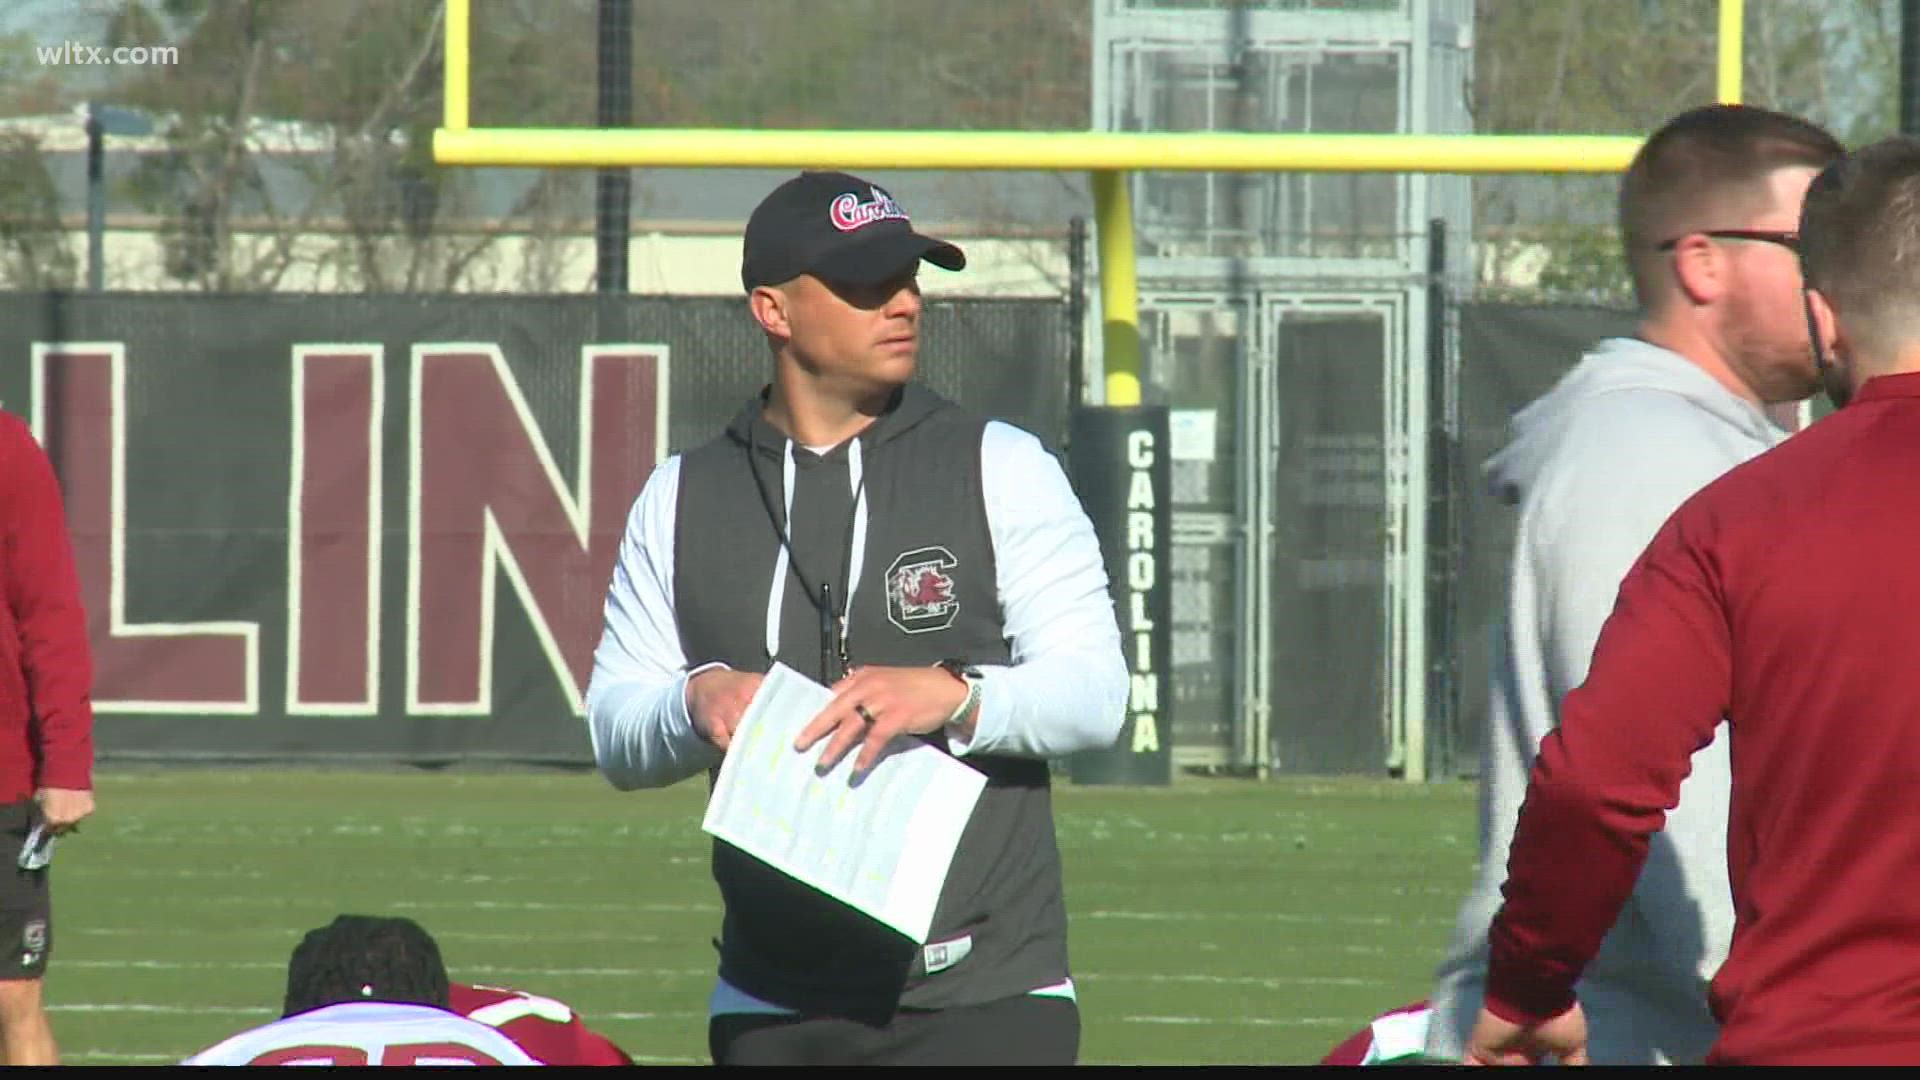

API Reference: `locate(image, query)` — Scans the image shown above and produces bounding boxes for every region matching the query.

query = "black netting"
[1436,300,1637,779]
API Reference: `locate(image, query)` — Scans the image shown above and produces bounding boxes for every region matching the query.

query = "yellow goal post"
[434,0,1744,409]
[431,0,1744,782]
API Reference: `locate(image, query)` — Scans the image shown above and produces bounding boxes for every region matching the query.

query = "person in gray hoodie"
[1422,104,1843,1065]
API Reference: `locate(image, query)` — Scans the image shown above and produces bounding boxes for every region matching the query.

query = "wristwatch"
[935,659,984,727]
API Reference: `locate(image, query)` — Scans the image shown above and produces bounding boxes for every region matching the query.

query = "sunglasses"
[1657,229,1800,253]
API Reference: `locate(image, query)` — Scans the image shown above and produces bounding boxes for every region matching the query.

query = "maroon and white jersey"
[182,1002,542,1066]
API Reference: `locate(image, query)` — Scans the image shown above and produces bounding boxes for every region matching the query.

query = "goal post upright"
[433,0,1746,783]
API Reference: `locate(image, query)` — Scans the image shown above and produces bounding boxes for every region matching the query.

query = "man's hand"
[34,787,93,834]
[796,666,970,775]
[1463,1002,1589,1066]
[686,668,764,753]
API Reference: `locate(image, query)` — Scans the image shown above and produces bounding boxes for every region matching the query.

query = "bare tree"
[107,0,593,293]
[80,0,1891,304]
[0,30,78,290]
[0,131,78,290]
[1469,0,1888,301]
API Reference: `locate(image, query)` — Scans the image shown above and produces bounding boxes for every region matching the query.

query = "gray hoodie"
[1424,337,1788,1065]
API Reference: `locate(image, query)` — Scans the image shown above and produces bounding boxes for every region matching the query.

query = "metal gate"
[1142,286,1424,776]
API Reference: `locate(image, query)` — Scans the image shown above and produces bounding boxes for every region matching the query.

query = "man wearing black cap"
[584,171,1129,1065]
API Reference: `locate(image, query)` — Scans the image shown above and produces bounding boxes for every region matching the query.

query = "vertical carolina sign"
[1065,405,1173,786]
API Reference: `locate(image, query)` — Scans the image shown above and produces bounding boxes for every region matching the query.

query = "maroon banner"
[0,293,1069,765]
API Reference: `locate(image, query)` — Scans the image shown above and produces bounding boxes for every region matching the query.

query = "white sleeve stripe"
[468,997,576,1026]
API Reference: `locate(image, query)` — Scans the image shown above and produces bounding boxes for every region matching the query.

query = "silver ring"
[855,704,875,724]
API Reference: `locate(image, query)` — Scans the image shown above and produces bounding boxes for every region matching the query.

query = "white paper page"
[700,662,988,943]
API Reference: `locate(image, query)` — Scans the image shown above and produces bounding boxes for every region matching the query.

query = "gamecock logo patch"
[886,546,960,633]
[20,919,45,969]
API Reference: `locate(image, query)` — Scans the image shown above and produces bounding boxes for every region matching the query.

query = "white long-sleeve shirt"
[584,420,1129,790]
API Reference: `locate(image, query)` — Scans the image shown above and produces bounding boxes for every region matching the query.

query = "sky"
[3,0,194,99]
[1,0,115,44]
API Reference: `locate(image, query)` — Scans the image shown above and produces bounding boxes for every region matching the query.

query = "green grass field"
[47,769,1477,1065]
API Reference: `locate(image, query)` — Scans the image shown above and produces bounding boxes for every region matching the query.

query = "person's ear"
[749,284,792,341]
[1668,234,1725,306]
[1804,286,1842,358]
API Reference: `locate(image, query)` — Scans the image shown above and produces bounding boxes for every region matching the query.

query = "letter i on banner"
[288,347,383,715]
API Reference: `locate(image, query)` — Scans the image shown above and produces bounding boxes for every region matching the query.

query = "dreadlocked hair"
[281,914,451,1018]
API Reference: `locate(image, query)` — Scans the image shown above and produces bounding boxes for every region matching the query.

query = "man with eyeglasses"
[1466,133,1920,1066]
[1422,104,1843,1065]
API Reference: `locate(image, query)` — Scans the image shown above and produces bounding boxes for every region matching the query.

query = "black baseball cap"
[741,171,966,292]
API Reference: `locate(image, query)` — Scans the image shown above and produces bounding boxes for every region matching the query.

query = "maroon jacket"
[1486,371,1920,1065]
[0,413,93,803]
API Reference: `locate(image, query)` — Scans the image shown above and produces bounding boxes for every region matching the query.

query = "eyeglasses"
[1657,229,1800,253]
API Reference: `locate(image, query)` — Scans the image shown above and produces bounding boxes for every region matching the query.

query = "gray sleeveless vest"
[673,384,1069,1019]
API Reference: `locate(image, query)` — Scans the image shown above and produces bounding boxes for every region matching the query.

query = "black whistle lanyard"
[747,426,868,683]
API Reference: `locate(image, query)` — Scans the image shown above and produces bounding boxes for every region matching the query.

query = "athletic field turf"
[50,769,1476,1065]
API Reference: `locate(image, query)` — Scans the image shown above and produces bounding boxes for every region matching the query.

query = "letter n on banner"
[1064,404,1172,785]
[408,345,666,716]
